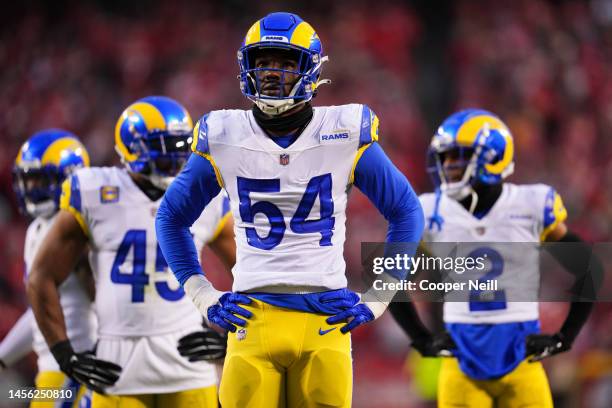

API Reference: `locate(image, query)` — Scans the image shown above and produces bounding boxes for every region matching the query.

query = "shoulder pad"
[191,114,210,155]
[359,105,380,147]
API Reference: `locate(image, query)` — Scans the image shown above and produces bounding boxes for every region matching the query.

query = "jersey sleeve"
[191,113,224,188]
[0,309,34,367]
[59,173,90,237]
[349,105,380,184]
[539,186,568,241]
[358,104,380,147]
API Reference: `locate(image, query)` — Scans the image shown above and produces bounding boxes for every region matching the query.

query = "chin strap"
[468,190,478,214]
[428,188,445,231]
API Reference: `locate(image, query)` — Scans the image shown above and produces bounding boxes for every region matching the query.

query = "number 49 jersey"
[60,167,228,337]
[420,183,568,324]
[193,104,378,292]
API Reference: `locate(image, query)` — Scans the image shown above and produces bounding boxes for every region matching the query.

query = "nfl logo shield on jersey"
[280,153,290,165]
[237,328,247,341]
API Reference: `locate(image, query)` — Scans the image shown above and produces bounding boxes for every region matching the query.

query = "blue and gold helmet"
[238,12,330,115]
[13,129,90,217]
[115,96,193,189]
[427,109,514,199]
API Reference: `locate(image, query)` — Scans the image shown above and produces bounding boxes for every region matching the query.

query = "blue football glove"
[319,288,360,310]
[207,293,253,333]
[326,304,375,333]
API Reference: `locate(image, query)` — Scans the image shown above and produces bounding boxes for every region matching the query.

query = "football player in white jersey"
[27,96,235,407]
[156,12,424,408]
[389,109,601,407]
[0,129,97,407]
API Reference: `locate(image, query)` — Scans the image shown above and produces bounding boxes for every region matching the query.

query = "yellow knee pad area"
[219,299,353,408]
[438,358,553,408]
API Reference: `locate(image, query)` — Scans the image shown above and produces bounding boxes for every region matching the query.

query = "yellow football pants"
[32,370,86,408]
[91,385,218,407]
[219,298,353,408]
[438,357,553,407]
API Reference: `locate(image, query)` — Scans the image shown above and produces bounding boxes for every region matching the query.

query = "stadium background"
[0,0,611,406]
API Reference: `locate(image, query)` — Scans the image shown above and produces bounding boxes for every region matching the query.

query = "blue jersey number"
[110,229,185,302]
[468,247,506,311]
[237,174,335,250]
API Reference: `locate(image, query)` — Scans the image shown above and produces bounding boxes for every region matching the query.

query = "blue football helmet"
[115,96,193,189]
[238,12,330,115]
[427,109,515,200]
[13,129,90,217]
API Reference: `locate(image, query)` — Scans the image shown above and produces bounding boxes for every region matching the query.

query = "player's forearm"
[157,202,204,285]
[560,302,593,344]
[0,309,34,367]
[546,231,601,343]
[388,292,432,341]
[386,191,424,244]
[27,272,68,347]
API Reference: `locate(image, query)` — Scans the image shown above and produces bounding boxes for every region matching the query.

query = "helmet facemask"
[239,44,329,116]
[427,145,479,200]
[119,129,192,191]
[13,166,63,218]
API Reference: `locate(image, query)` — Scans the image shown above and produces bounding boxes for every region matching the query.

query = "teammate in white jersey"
[27,97,235,408]
[156,12,424,408]
[0,129,96,407]
[389,109,601,407]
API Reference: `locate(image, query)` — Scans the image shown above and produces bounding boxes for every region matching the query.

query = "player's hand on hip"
[183,274,252,332]
[325,303,375,333]
[412,332,456,358]
[178,321,227,361]
[207,292,253,332]
[322,289,391,333]
[526,332,571,362]
[50,341,121,394]
[319,288,360,309]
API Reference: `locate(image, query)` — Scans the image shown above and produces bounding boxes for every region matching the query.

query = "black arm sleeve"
[544,231,604,343]
[388,291,432,342]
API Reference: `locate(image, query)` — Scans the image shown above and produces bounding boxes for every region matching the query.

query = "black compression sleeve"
[545,231,604,300]
[545,231,603,344]
[559,302,593,344]
[388,291,432,342]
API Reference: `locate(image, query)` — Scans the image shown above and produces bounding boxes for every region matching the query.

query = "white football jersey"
[420,183,567,324]
[62,166,228,337]
[24,214,97,372]
[61,166,229,393]
[195,104,376,292]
